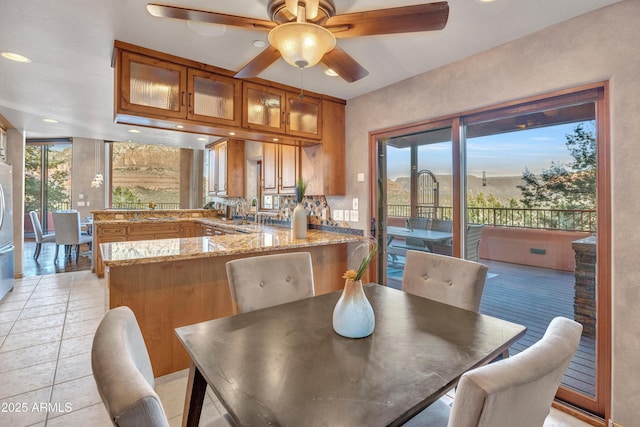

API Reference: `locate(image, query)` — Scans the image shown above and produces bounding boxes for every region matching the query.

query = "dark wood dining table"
[176,284,526,427]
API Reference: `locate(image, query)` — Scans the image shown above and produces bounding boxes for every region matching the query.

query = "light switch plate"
[352,198,358,210]
[333,210,343,221]
[350,210,359,222]
[357,173,365,182]
[77,201,85,207]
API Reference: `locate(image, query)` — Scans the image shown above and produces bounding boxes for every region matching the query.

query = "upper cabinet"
[118,51,241,127]
[262,143,299,195]
[188,69,242,127]
[119,51,187,120]
[207,139,245,197]
[243,82,322,140]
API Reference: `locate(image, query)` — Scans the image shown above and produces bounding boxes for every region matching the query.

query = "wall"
[344,0,638,423]
[71,138,106,217]
[7,129,24,278]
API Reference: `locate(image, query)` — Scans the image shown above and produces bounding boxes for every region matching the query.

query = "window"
[110,142,181,209]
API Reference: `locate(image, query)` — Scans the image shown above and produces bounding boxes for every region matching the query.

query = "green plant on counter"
[295,178,308,203]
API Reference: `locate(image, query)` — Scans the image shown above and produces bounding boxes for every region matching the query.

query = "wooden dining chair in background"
[225,252,315,313]
[401,250,488,312]
[406,316,583,427]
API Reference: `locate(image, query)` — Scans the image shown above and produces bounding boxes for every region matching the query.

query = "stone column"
[572,236,596,338]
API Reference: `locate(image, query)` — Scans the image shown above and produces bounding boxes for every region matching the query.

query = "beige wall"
[345,0,638,423]
[72,138,106,217]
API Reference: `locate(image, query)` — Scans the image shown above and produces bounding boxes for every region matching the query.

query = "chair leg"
[75,245,80,262]
[54,244,59,261]
[33,243,41,260]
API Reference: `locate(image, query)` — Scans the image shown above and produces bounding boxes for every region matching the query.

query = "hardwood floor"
[22,239,92,277]
[387,257,596,398]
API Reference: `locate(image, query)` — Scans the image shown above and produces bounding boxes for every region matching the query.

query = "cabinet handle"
[281,111,286,125]
[188,92,193,113]
[181,91,186,107]
[286,112,290,125]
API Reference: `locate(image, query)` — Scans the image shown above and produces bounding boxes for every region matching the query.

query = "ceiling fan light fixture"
[268,22,336,69]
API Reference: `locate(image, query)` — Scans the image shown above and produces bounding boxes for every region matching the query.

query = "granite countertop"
[100,226,365,268]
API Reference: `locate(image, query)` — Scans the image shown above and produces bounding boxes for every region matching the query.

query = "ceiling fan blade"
[321,47,369,83]
[235,46,282,79]
[147,3,277,31]
[325,2,449,39]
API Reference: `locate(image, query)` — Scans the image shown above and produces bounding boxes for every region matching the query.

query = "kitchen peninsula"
[94,210,365,376]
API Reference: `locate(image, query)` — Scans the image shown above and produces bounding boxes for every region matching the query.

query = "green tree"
[24,145,71,213]
[518,123,596,210]
[112,186,140,206]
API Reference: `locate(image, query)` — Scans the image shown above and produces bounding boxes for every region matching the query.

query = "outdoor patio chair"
[226,252,315,313]
[405,317,583,427]
[405,217,431,249]
[432,224,484,262]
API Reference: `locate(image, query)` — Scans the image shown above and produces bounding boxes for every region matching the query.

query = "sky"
[386,122,592,180]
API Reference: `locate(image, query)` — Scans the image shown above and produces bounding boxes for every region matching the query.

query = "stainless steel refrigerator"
[0,162,14,300]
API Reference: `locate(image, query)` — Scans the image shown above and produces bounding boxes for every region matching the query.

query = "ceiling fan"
[147,0,449,83]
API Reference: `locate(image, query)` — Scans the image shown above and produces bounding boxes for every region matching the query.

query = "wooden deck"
[387,257,596,397]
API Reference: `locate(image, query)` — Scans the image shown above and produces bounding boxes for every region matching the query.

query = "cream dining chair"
[405,316,583,427]
[225,252,315,313]
[52,210,92,262]
[92,306,234,427]
[401,250,488,312]
[28,210,56,260]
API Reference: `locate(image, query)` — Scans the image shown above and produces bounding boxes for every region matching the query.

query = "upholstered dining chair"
[225,252,315,313]
[405,316,583,427]
[52,210,92,262]
[402,250,488,312]
[28,210,56,260]
[92,306,234,427]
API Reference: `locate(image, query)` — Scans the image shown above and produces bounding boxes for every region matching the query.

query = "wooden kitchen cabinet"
[127,222,181,241]
[94,224,127,278]
[117,51,241,127]
[243,82,322,140]
[207,139,245,197]
[302,99,346,195]
[262,143,300,195]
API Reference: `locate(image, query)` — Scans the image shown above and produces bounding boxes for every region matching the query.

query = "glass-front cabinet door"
[286,94,321,139]
[243,83,286,134]
[120,51,187,119]
[188,69,241,127]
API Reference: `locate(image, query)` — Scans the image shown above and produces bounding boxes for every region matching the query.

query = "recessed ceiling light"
[476,0,496,3]
[1,52,31,63]
[176,125,184,129]
[253,40,266,48]
[272,138,279,142]
[324,68,338,77]
[42,118,58,123]
[128,129,141,133]
[197,137,207,141]
[229,132,235,136]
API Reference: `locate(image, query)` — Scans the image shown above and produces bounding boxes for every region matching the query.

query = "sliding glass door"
[24,140,72,236]
[373,85,609,417]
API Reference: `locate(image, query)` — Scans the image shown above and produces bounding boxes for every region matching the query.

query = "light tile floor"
[0,271,593,427]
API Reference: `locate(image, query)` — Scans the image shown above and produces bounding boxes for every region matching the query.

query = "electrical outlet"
[350,210,359,222]
[352,198,358,210]
[77,201,85,207]
[333,210,343,221]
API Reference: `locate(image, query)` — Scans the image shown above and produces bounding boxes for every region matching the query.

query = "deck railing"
[388,205,596,232]
[112,202,181,210]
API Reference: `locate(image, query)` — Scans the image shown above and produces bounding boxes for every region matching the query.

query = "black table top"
[176,284,526,427]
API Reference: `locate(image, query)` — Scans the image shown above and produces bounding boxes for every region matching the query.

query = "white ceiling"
[0,0,621,149]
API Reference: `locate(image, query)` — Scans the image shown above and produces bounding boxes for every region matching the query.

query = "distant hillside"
[387,174,524,206]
